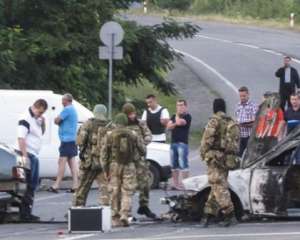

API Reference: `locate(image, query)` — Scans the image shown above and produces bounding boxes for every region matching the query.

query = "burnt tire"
[0,211,5,224]
[196,188,244,221]
[195,189,210,221]
[230,191,244,221]
[149,163,160,189]
[0,205,6,224]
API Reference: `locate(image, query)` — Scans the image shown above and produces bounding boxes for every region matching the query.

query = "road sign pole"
[108,34,115,120]
[99,21,124,120]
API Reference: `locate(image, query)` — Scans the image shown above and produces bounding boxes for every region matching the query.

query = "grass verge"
[127,8,300,32]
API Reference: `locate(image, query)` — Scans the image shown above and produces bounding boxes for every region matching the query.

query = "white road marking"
[62,234,95,240]
[196,34,233,43]
[174,49,238,94]
[195,34,300,64]
[96,231,300,240]
[237,43,260,49]
[262,49,283,56]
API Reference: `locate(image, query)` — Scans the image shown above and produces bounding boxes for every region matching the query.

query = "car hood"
[183,169,246,192]
[183,169,252,210]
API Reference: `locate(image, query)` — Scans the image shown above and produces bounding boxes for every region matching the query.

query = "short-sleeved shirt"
[16,108,44,156]
[235,100,258,138]
[170,113,192,144]
[142,105,170,142]
[58,105,78,142]
[284,107,300,133]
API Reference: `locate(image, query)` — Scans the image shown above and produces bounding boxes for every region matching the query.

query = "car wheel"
[149,163,160,189]
[230,191,244,221]
[0,206,6,224]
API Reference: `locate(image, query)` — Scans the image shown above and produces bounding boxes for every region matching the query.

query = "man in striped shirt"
[235,87,258,157]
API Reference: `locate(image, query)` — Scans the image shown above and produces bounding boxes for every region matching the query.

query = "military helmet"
[122,103,136,115]
[114,113,128,126]
[93,104,107,120]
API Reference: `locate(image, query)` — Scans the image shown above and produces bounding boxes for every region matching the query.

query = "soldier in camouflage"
[73,104,110,206]
[100,113,145,227]
[200,98,240,227]
[122,103,157,219]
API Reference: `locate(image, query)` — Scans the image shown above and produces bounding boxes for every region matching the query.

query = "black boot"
[137,206,157,219]
[20,170,40,222]
[200,214,214,228]
[219,212,237,227]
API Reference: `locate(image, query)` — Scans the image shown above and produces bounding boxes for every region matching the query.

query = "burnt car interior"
[265,146,300,211]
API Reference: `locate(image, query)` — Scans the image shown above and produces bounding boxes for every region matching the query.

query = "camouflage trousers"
[204,165,234,216]
[136,158,150,207]
[109,162,137,219]
[73,168,109,206]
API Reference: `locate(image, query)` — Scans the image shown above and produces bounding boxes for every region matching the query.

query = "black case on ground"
[68,206,111,233]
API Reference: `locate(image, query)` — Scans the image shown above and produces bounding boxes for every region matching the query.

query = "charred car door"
[249,147,294,216]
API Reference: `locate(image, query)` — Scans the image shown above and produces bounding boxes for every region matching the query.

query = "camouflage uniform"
[127,120,152,208]
[100,113,146,226]
[200,111,239,217]
[73,105,110,206]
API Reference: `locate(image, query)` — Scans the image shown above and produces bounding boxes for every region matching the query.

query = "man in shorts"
[48,93,79,193]
[167,100,192,190]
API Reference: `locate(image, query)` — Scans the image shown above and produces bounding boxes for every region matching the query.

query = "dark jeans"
[20,153,39,218]
[28,153,40,191]
[239,137,249,157]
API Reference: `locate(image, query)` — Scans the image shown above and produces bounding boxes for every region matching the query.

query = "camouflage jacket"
[200,111,239,167]
[76,118,109,169]
[127,119,152,146]
[100,126,146,173]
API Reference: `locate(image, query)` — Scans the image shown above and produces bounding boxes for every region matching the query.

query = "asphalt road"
[2,189,300,240]
[1,151,300,240]
[128,15,300,114]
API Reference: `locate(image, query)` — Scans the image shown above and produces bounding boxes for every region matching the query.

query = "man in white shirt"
[16,99,48,221]
[142,94,170,142]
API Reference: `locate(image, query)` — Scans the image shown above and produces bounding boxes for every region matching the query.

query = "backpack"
[219,116,240,170]
[111,128,136,164]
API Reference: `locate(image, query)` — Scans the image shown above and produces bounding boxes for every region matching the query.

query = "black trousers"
[280,86,294,110]
[20,169,34,218]
[239,137,249,157]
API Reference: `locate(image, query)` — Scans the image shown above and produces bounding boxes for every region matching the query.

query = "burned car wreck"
[162,94,300,222]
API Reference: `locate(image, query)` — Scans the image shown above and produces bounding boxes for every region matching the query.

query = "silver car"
[0,144,27,223]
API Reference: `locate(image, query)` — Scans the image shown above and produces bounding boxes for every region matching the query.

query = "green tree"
[0,0,199,108]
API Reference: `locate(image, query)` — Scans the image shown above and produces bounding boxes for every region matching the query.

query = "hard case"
[68,206,111,233]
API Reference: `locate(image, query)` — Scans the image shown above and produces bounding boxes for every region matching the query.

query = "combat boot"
[112,216,121,227]
[137,206,157,219]
[120,216,129,227]
[200,214,215,228]
[219,212,238,227]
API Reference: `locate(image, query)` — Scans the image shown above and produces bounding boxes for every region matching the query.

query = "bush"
[191,0,297,20]
[155,0,192,11]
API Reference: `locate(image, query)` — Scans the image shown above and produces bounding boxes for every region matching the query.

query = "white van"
[0,90,171,188]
